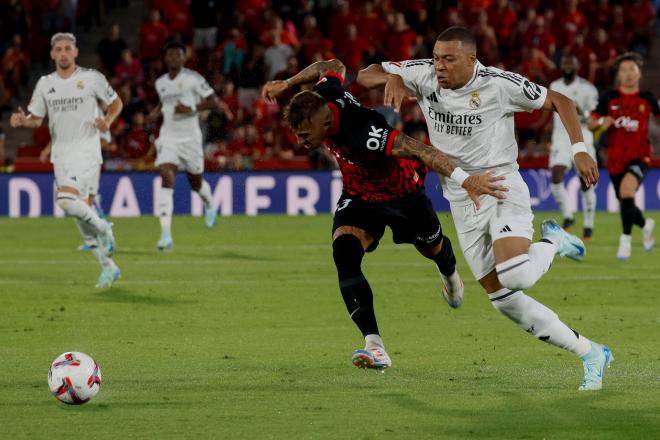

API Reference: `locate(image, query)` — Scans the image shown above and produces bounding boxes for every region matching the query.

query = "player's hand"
[95,117,110,132]
[384,75,414,112]
[174,102,194,114]
[9,107,27,128]
[39,148,49,163]
[262,80,289,104]
[574,152,599,187]
[462,172,508,210]
[600,116,614,130]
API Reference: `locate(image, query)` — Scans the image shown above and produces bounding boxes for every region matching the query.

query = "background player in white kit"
[10,32,122,288]
[149,40,222,250]
[358,27,612,391]
[549,55,599,240]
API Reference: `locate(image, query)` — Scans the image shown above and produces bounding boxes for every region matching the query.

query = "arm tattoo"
[287,60,345,88]
[390,132,455,177]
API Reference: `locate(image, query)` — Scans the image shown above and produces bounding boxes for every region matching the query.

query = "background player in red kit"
[262,59,506,370]
[589,52,659,260]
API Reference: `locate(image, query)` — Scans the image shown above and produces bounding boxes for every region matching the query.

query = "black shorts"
[610,160,649,199]
[332,188,443,252]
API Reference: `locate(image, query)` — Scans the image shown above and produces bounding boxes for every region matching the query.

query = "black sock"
[431,236,457,276]
[333,235,379,336]
[620,198,645,234]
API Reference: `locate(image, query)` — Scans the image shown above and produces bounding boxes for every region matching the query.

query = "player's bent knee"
[495,254,536,290]
[56,192,78,214]
[332,234,365,277]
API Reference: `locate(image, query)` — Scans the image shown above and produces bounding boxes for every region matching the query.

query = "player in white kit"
[10,33,122,288]
[549,55,599,240]
[357,27,612,390]
[150,40,221,250]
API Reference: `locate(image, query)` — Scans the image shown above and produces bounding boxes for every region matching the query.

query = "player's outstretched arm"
[390,131,507,209]
[542,89,598,186]
[9,107,43,128]
[357,64,413,112]
[262,59,346,103]
[196,94,222,113]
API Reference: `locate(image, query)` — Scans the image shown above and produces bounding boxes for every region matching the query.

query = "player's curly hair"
[614,52,643,72]
[284,90,326,129]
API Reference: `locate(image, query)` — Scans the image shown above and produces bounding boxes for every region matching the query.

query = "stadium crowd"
[1,0,658,171]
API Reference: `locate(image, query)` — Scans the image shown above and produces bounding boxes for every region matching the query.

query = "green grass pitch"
[1,212,659,439]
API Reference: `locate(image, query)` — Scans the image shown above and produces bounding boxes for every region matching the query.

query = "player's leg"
[580,178,596,240]
[617,165,654,257]
[550,164,574,229]
[480,271,612,390]
[157,163,177,250]
[77,194,98,251]
[393,189,462,308]
[332,197,390,369]
[492,173,585,292]
[186,172,217,228]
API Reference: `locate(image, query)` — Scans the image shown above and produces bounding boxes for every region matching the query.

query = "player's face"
[560,56,577,75]
[617,61,641,89]
[164,48,185,70]
[433,40,476,89]
[50,40,78,69]
[291,108,329,150]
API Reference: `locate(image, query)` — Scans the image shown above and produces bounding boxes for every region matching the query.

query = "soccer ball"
[47,352,102,405]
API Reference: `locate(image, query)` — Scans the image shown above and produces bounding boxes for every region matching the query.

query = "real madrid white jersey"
[28,67,118,166]
[549,76,598,148]
[382,59,548,202]
[155,68,214,141]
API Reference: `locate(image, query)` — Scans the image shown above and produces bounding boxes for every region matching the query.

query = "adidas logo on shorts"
[499,225,512,234]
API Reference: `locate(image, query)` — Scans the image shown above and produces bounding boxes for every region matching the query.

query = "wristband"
[450,167,470,186]
[571,141,587,156]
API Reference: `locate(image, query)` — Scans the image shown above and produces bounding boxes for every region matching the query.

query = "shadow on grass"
[94,288,195,306]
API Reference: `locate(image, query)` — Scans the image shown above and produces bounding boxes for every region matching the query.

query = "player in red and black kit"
[263,59,506,370]
[588,52,659,260]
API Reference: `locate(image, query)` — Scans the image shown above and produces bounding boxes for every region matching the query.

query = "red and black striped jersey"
[591,89,660,175]
[313,73,426,202]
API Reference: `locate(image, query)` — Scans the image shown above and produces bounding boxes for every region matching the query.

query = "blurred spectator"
[139,10,169,62]
[591,28,617,88]
[522,15,556,61]
[488,0,516,50]
[2,34,30,96]
[114,49,144,86]
[628,0,656,57]
[357,2,384,46]
[97,23,128,76]
[260,15,300,50]
[516,47,555,85]
[120,112,154,166]
[191,0,221,50]
[471,10,499,66]
[328,2,356,49]
[567,34,597,82]
[162,0,192,38]
[555,0,586,50]
[216,28,246,76]
[382,12,420,61]
[264,33,294,80]
[336,24,375,73]
[237,45,265,109]
[300,15,325,65]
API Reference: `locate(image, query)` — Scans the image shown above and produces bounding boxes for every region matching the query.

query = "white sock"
[365,334,384,349]
[197,179,213,208]
[489,289,592,357]
[158,187,174,237]
[57,193,107,234]
[495,242,556,290]
[582,187,596,229]
[75,218,112,269]
[551,182,572,221]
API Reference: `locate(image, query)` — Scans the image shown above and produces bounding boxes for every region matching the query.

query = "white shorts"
[54,162,101,198]
[549,141,597,168]
[449,171,534,280]
[155,137,204,174]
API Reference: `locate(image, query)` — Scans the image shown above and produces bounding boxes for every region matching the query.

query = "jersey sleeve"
[591,91,611,118]
[27,77,47,118]
[341,106,399,156]
[381,59,431,98]
[92,71,118,106]
[497,70,548,112]
[312,73,344,100]
[641,92,660,117]
[193,73,214,99]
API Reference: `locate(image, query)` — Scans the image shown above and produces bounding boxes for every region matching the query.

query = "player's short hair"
[50,32,76,48]
[614,52,643,72]
[163,39,186,54]
[436,27,476,49]
[284,90,326,129]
